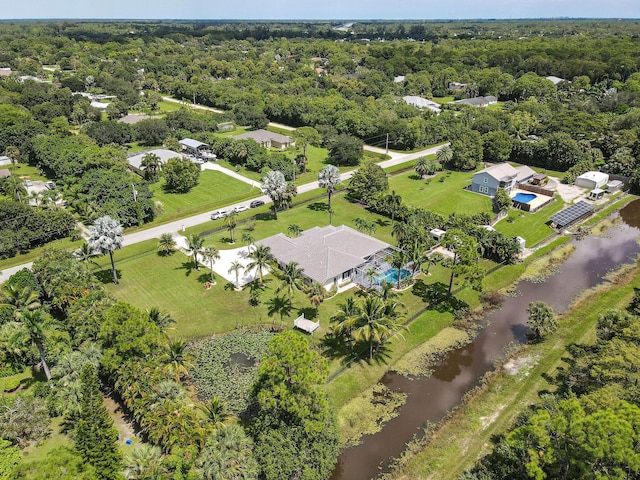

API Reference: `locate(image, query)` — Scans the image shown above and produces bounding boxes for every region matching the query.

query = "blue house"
[471,163,535,196]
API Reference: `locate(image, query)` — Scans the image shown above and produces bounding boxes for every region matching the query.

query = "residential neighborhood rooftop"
[258,225,392,285]
[233,129,292,145]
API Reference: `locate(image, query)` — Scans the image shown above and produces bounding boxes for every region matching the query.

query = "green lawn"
[188,192,397,248]
[494,198,565,247]
[151,170,260,223]
[388,169,492,216]
[0,237,83,271]
[8,162,47,181]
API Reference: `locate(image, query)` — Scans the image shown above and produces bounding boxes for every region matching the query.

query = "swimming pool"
[513,192,537,204]
[376,268,412,285]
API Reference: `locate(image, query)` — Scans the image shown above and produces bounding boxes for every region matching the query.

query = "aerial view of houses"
[0,10,640,480]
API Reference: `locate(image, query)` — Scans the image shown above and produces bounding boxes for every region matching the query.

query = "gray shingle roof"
[127,149,184,171]
[258,225,391,284]
[476,163,519,182]
[233,129,291,144]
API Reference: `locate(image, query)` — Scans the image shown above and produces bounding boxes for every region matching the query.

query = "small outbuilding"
[575,171,609,190]
[605,180,623,193]
[588,189,605,201]
[430,228,446,241]
[515,236,526,251]
[0,169,11,178]
[0,156,11,166]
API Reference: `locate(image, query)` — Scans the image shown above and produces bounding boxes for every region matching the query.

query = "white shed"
[430,228,446,241]
[515,236,526,251]
[575,171,609,190]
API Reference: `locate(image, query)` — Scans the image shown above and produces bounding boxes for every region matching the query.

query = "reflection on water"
[331,199,640,480]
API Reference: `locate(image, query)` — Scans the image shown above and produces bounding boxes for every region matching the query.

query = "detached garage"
[575,171,609,190]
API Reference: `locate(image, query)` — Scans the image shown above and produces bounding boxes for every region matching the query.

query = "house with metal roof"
[471,163,535,196]
[127,148,184,175]
[402,95,441,114]
[232,130,294,150]
[258,225,399,291]
[454,96,498,107]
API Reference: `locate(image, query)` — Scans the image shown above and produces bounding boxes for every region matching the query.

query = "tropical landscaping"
[3,17,640,480]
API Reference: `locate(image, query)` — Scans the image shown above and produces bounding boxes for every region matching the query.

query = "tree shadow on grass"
[94,268,123,285]
[412,279,469,313]
[296,306,316,320]
[174,261,195,277]
[308,202,329,212]
[408,174,422,180]
[374,218,390,228]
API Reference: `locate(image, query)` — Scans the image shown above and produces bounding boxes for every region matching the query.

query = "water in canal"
[331,200,640,480]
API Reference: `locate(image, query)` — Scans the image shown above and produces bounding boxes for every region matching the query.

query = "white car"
[210,210,229,220]
[234,205,249,213]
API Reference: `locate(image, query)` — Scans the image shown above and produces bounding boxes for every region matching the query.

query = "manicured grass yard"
[150,170,260,223]
[494,197,565,247]
[189,192,397,248]
[98,237,431,341]
[388,169,492,216]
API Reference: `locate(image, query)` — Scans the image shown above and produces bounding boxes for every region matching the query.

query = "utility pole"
[132,183,138,202]
[385,133,389,156]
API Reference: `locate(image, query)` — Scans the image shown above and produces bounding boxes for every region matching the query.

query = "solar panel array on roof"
[549,201,594,228]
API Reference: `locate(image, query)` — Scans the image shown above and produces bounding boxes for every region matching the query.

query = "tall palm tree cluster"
[329,287,406,360]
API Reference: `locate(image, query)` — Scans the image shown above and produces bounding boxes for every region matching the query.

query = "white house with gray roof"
[233,129,294,149]
[258,225,397,291]
[403,95,441,114]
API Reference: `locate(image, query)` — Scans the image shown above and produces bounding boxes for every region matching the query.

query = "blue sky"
[2,0,639,20]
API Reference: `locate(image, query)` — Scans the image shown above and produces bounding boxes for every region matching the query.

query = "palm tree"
[354,217,377,235]
[352,294,405,360]
[161,337,194,382]
[29,190,41,207]
[365,267,379,288]
[424,251,444,275]
[224,210,238,244]
[124,444,165,480]
[140,153,161,181]
[19,308,53,380]
[275,261,306,300]
[246,244,274,286]
[261,170,287,220]
[6,176,27,203]
[384,190,402,225]
[201,246,220,283]
[228,261,243,290]
[318,165,342,215]
[387,250,409,290]
[187,233,205,271]
[436,144,453,166]
[88,215,124,284]
[157,233,177,256]
[407,241,427,276]
[73,242,100,274]
[306,281,326,319]
[414,156,433,178]
[287,224,302,238]
[330,297,360,346]
[241,232,254,253]
[147,306,175,329]
[199,395,229,428]
[266,294,293,325]
[1,284,41,316]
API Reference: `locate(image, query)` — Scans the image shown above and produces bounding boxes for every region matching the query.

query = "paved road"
[0,100,446,283]
[123,144,445,248]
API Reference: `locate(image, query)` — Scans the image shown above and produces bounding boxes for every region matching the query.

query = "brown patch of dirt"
[103,394,136,443]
